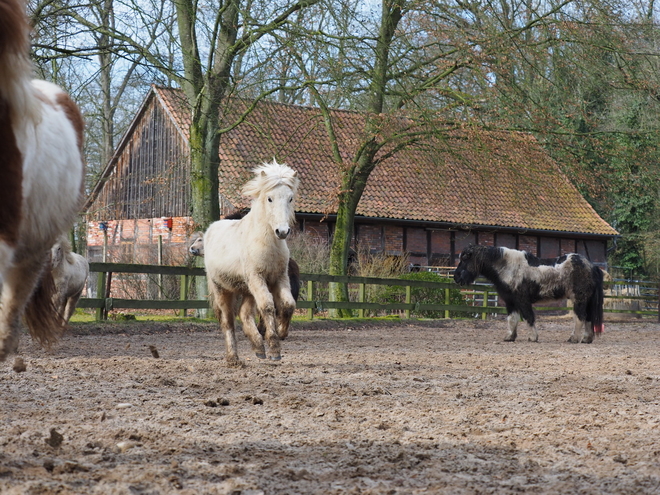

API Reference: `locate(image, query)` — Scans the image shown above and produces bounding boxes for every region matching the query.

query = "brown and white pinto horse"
[0,0,85,360]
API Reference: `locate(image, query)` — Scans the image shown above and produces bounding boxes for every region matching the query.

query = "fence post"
[482,288,488,320]
[95,271,106,321]
[307,280,314,320]
[358,283,366,318]
[444,288,450,319]
[180,274,189,317]
[404,285,411,319]
[157,235,163,299]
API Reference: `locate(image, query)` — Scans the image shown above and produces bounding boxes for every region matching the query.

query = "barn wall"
[88,212,610,271]
[87,97,191,221]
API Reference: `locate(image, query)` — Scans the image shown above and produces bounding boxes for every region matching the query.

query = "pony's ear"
[293,171,298,177]
[261,171,266,177]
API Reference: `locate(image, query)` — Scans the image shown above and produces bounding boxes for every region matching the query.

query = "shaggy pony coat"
[187,225,301,335]
[454,245,604,343]
[0,0,85,360]
[204,161,299,364]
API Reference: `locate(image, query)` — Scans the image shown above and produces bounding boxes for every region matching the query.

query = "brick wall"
[496,233,516,249]
[358,224,383,252]
[405,228,427,254]
[539,237,560,258]
[430,231,451,255]
[518,235,538,255]
[479,232,495,247]
[384,225,404,256]
[560,238,576,255]
[302,220,330,242]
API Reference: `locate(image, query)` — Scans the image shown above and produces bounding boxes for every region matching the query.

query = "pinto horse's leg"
[238,294,267,359]
[0,256,48,361]
[247,275,281,361]
[504,311,520,342]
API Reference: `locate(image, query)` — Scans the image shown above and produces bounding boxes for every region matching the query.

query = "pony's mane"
[242,160,300,199]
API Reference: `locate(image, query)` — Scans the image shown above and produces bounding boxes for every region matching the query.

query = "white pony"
[51,235,89,323]
[204,161,299,365]
[0,0,85,360]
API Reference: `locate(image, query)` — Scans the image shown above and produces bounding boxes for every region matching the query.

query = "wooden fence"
[79,262,660,321]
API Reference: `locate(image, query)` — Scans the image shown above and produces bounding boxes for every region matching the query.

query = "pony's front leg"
[273,278,296,340]
[504,311,520,342]
[247,276,280,361]
[238,294,267,359]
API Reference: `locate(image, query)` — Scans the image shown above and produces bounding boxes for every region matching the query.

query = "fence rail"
[80,262,660,321]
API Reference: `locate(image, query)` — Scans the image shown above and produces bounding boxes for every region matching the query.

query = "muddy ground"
[1,315,659,494]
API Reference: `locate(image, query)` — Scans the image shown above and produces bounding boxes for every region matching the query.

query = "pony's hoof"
[580,338,594,344]
[269,355,282,361]
[528,337,539,343]
[503,336,516,342]
[255,353,267,359]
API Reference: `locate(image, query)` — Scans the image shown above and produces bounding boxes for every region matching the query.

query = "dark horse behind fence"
[454,245,604,343]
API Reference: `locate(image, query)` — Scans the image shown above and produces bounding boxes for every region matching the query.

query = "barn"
[84,85,617,269]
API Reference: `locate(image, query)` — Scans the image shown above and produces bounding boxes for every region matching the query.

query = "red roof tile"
[155,86,616,236]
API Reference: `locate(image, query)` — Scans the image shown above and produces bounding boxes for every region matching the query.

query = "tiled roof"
[155,86,617,236]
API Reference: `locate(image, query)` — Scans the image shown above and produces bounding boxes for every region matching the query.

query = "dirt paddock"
[1,316,659,494]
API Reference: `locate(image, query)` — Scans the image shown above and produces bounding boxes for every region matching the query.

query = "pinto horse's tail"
[24,263,66,348]
[588,265,605,334]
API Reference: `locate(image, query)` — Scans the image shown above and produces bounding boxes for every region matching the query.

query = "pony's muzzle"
[453,269,473,286]
[275,227,290,240]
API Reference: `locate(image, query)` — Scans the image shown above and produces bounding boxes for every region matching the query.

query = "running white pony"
[0,0,85,360]
[51,235,89,323]
[204,161,299,365]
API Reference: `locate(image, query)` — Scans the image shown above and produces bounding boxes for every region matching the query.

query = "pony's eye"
[268,197,272,203]
[289,197,293,203]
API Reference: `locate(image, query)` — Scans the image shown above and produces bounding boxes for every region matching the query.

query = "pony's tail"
[588,265,605,334]
[0,0,38,118]
[24,267,66,348]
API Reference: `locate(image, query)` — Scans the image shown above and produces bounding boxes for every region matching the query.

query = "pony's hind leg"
[569,302,592,343]
[519,305,539,342]
[238,294,267,359]
[213,287,241,366]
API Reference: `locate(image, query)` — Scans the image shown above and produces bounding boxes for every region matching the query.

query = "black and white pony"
[454,245,604,343]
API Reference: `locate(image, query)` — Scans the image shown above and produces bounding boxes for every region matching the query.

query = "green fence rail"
[79,262,660,322]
